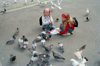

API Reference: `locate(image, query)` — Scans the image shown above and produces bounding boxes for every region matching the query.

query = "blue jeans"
[59,24,73,34]
[43,23,53,31]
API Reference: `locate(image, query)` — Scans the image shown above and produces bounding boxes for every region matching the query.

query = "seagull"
[41,39,46,46]
[58,42,64,53]
[0,9,6,13]
[86,8,89,16]
[52,51,65,60]
[43,44,53,53]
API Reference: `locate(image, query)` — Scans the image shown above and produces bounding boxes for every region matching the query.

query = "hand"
[56,28,61,32]
[49,21,52,24]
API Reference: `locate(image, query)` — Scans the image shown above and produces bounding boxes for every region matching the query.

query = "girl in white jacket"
[42,8,54,32]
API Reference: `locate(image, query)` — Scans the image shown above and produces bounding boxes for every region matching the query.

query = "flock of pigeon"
[6,27,88,66]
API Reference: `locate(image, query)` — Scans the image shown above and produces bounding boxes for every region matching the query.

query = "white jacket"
[42,16,53,26]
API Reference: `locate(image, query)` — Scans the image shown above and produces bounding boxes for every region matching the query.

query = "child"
[42,8,54,32]
[56,12,75,35]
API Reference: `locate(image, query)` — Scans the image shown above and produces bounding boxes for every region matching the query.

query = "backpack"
[39,16,42,26]
[73,17,78,27]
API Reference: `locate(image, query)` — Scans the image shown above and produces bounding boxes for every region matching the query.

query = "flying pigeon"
[14,0,17,3]
[14,28,19,36]
[58,42,64,53]
[52,51,65,60]
[70,59,79,66]
[3,1,8,6]
[86,8,89,16]
[74,45,86,60]
[0,9,6,13]
[24,0,27,5]
[41,39,46,46]
[10,54,16,63]
[32,41,37,50]
[43,44,53,53]
[6,35,16,44]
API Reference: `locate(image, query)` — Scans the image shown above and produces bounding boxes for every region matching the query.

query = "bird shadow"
[50,58,65,63]
[6,59,15,66]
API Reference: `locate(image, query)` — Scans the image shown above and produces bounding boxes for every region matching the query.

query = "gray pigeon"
[6,35,16,44]
[10,54,16,63]
[34,34,43,42]
[58,42,64,53]
[43,44,53,53]
[52,51,65,60]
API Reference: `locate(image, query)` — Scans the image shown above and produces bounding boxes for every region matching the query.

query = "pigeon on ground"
[86,16,91,21]
[86,8,89,16]
[55,18,59,22]
[74,45,86,60]
[6,35,16,44]
[58,42,64,53]
[42,33,52,40]
[37,0,47,5]
[14,28,19,36]
[41,39,46,46]
[43,44,53,53]
[39,53,50,59]
[10,54,16,63]
[52,51,65,60]
[34,34,43,42]
[0,9,6,13]
[28,49,38,56]
[37,62,44,66]
[32,41,37,50]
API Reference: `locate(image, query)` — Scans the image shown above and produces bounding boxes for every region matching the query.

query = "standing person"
[56,12,75,35]
[42,8,54,33]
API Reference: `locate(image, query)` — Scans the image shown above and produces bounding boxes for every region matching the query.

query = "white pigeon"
[70,59,80,66]
[32,51,38,56]
[86,8,89,15]
[41,39,46,46]
[14,0,17,3]
[74,45,86,60]
[37,0,41,4]
[3,1,8,6]
[58,42,63,48]
[51,0,54,5]
[24,0,27,4]
[51,5,54,10]
[32,42,37,50]
[30,56,38,62]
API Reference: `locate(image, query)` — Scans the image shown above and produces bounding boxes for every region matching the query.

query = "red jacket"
[60,22,74,34]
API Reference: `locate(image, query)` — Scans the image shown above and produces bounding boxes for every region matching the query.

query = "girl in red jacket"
[56,12,75,34]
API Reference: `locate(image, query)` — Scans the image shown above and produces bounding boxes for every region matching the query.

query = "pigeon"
[28,49,38,56]
[6,35,16,44]
[31,0,33,2]
[34,34,43,42]
[42,33,52,40]
[55,18,59,22]
[52,51,65,60]
[10,54,16,63]
[3,1,8,6]
[58,42,64,53]
[74,45,86,60]
[51,5,54,10]
[14,28,19,36]
[0,9,6,13]
[43,44,53,53]
[86,16,91,21]
[41,39,46,46]
[14,0,17,3]
[70,59,79,66]
[24,0,27,5]
[39,53,50,59]
[32,41,37,50]
[37,62,44,66]
[37,0,47,5]
[86,8,89,16]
